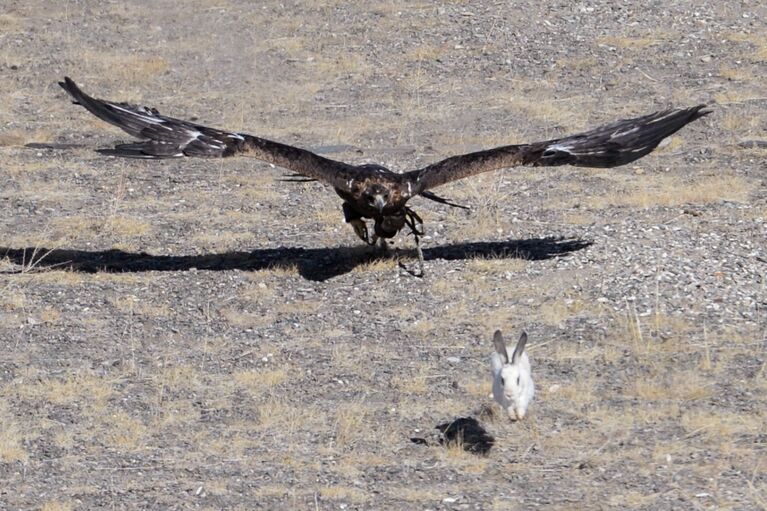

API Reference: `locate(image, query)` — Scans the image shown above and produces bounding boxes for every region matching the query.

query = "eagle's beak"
[374,195,386,212]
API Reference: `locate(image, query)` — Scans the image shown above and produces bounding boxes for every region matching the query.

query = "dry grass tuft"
[608,490,660,508]
[385,486,443,502]
[583,175,753,210]
[258,398,323,437]
[79,52,170,87]
[0,421,28,463]
[15,373,113,407]
[394,365,432,395]
[464,379,492,400]
[103,216,152,238]
[105,409,148,452]
[275,298,323,315]
[724,31,767,61]
[719,66,757,82]
[720,109,762,134]
[0,288,25,310]
[714,89,766,105]
[538,296,606,327]
[0,128,54,146]
[437,439,490,473]
[319,485,369,502]
[234,367,289,392]
[334,399,368,448]
[504,94,582,128]
[314,53,371,76]
[254,484,293,499]
[351,255,399,273]
[681,409,764,441]
[630,370,711,401]
[466,256,526,274]
[552,375,598,409]
[596,35,663,50]
[404,44,446,62]
[260,262,301,277]
[220,307,276,328]
[40,502,74,511]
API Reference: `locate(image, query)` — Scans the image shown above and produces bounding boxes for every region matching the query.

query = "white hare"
[491,330,534,420]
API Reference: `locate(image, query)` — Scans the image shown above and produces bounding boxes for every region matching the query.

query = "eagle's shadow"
[1,237,591,282]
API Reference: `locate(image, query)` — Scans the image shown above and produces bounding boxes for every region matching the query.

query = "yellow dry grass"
[0,128,54,146]
[393,365,432,395]
[723,31,767,61]
[334,398,368,447]
[319,485,369,502]
[78,51,170,89]
[582,175,752,210]
[40,502,74,511]
[13,373,113,407]
[596,35,664,50]
[629,371,712,401]
[105,409,148,452]
[234,367,289,392]
[0,421,28,463]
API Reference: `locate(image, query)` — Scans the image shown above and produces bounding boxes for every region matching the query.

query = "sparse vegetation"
[0,1,764,509]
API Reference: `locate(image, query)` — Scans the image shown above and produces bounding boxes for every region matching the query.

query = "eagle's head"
[362,183,390,213]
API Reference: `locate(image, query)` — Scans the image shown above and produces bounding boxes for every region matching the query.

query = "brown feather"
[406,105,709,193]
[59,77,359,192]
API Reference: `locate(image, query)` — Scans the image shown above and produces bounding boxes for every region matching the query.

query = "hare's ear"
[493,330,509,364]
[511,331,528,364]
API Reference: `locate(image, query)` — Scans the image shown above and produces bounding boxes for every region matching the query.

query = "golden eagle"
[59,77,709,275]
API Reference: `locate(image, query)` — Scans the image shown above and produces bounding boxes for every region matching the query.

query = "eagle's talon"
[403,207,424,237]
[350,219,371,244]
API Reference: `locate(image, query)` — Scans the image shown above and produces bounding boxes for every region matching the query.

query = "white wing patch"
[647,111,676,124]
[185,131,203,145]
[544,143,574,153]
[610,126,639,139]
[110,103,164,124]
[546,142,605,156]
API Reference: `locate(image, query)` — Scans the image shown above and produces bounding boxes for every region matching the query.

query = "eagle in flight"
[59,77,709,275]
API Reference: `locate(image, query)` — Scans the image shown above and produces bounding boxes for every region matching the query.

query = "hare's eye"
[516,377,520,385]
[500,377,505,386]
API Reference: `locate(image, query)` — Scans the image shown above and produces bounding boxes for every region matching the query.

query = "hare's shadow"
[1,237,591,281]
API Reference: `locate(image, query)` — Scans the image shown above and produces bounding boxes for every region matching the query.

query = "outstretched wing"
[406,105,710,193]
[58,77,358,191]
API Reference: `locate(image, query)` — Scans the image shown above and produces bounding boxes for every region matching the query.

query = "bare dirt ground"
[1,1,766,509]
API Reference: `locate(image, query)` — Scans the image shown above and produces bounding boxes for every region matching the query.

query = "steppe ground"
[1,1,765,509]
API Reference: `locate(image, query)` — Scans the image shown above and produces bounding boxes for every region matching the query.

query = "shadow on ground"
[1,238,591,281]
